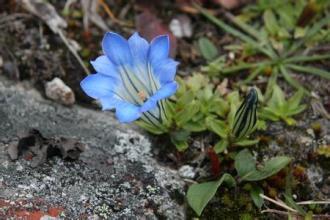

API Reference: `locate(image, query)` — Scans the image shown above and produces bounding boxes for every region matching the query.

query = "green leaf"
[250,185,264,209]
[172,140,188,151]
[176,90,195,107]
[264,68,278,100]
[282,117,297,126]
[284,54,330,63]
[235,139,259,147]
[209,98,229,117]
[198,37,218,61]
[263,10,279,35]
[280,65,306,92]
[206,117,228,138]
[269,85,285,109]
[182,120,207,132]
[187,73,209,91]
[176,102,200,126]
[245,156,291,181]
[287,64,330,80]
[187,173,236,216]
[235,149,291,181]
[260,108,280,121]
[287,88,304,110]
[285,14,330,56]
[214,139,229,153]
[170,130,190,151]
[284,194,306,215]
[234,149,256,179]
[242,65,265,84]
[196,4,275,58]
[135,120,167,134]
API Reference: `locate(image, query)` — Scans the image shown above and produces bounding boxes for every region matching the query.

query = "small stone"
[178,165,196,179]
[7,141,19,160]
[306,128,315,138]
[228,52,235,60]
[16,164,24,171]
[40,215,58,220]
[169,15,192,38]
[299,136,313,146]
[45,77,75,106]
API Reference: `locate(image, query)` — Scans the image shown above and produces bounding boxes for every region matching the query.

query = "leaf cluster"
[260,84,306,125]
[187,149,291,216]
[196,2,330,92]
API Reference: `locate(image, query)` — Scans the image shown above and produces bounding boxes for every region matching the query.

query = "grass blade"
[287,64,330,80]
[284,15,330,57]
[243,65,265,84]
[222,61,271,75]
[196,4,275,58]
[280,65,308,94]
[284,54,330,63]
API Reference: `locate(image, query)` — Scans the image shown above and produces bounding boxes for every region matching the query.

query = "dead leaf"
[212,0,249,10]
[136,9,177,57]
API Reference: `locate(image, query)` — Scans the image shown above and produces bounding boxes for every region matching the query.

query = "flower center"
[137,91,147,101]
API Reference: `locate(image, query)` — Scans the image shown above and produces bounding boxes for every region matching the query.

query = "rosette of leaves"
[260,84,306,125]
[196,2,330,92]
[167,74,229,151]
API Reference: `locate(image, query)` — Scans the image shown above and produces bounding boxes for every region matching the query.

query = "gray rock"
[0,76,185,219]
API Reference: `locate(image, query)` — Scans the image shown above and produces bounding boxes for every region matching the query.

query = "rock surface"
[0,76,185,219]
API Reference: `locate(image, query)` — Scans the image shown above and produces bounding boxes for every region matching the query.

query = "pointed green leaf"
[250,185,264,209]
[187,174,236,216]
[287,64,330,80]
[176,102,200,126]
[214,139,229,153]
[244,156,291,181]
[206,117,228,138]
[198,37,218,61]
[264,10,279,35]
[235,139,259,147]
[235,149,256,179]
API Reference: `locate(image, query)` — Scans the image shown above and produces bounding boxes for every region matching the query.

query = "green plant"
[137,73,229,151]
[187,149,291,216]
[260,84,306,125]
[206,88,260,153]
[196,3,330,91]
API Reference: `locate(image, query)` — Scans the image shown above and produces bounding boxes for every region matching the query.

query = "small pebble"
[45,77,75,106]
[178,165,196,179]
[169,15,192,38]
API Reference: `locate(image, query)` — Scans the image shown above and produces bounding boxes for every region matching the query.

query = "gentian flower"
[80,32,179,125]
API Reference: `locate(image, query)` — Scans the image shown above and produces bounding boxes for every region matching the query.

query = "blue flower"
[80,32,179,123]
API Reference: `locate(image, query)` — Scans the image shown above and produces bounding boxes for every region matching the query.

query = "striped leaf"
[232,88,258,139]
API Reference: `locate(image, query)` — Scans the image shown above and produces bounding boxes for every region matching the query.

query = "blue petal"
[148,35,169,65]
[153,58,179,85]
[102,32,132,65]
[115,102,141,123]
[90,55,120,80]
[99,96,121,110]
[128,32,149,65]
[140,82,178,112]
[80,73,118,99]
